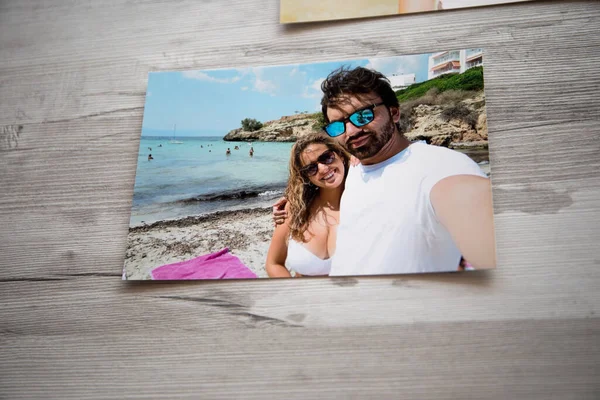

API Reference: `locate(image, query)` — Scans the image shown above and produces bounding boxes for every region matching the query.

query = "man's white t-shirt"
[330,142,488,276]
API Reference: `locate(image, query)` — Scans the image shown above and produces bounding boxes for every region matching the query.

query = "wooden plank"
[1,319,599,399]
[0,273,598,333]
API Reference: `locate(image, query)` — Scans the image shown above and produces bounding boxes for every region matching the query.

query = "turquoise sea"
[130,136,294,226]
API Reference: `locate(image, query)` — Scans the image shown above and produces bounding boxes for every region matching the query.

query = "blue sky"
[142,53,432,137]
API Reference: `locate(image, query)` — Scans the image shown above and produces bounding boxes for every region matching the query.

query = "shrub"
[241,118,263,131]
[464,112,479,129]
[437,89,472,105]
[441,104,478,129]
[441,104,471,121]
[452,66,484,92]
[397,113,411,134]
[311,112,326,131]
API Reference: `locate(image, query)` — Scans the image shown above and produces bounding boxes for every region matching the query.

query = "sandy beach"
[123,207,275,280]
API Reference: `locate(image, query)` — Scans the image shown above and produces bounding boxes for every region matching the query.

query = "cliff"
[224,92,488,149]
[223,113,320,142]
[403,92,487,149]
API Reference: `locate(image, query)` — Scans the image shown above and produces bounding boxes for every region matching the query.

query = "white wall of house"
[428,48,484,80]
[388,73,416,90]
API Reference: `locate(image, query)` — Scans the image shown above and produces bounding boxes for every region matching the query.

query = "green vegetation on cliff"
[395,66,484,103]
[241,118,263,131]
[310,112,326,131]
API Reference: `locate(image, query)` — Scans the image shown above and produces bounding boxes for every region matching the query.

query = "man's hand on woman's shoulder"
[272,197,288,226]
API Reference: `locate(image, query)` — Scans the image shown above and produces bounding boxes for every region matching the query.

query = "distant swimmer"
[226,148,231,155]
[201,145,203,148]
[148,154,154,161]
[158,144,162,147]
[234,145,239,150]
[249,147,254,157]
[148,147,152,151]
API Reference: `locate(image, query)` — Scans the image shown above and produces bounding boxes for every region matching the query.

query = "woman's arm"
[265,205,293,278]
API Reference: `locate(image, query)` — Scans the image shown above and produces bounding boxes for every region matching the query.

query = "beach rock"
[450,140,488,150]
[404,91,487,148]
[476,112,488,139]
[223,113,320,142]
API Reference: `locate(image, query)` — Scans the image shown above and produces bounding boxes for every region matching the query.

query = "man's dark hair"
[320,66,399,123]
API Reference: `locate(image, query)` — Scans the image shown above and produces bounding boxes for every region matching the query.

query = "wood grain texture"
[1,0,599,398]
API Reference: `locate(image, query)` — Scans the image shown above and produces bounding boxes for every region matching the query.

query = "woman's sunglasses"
[300,149,336,177]
[323,102,385,137]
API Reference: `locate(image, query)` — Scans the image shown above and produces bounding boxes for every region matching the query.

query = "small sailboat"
[169,124,183,144]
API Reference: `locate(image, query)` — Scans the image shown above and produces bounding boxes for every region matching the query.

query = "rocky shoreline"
[223,92,489,151]
[223,113,317,142]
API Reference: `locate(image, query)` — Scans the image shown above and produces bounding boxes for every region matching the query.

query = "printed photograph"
[123,48,495,280]
[280,0,536,23]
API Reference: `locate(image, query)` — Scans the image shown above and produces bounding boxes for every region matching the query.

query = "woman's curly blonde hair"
[285,133,350,243]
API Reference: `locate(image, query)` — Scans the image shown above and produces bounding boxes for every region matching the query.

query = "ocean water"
[130,136,294,226]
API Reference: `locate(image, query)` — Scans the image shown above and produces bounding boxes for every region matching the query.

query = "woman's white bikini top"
[285,238,332,276]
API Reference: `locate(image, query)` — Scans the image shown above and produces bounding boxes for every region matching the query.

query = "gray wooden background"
[1,0,599,398]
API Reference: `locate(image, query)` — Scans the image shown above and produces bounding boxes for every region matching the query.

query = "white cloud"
[302,77,325,99]
[311,78,324,92]
[241,86,249,91]
[251,67,278,95]
[290,67,298,77]
[365,55,422,77]
[181,70,241,84]
[254,78,277,95]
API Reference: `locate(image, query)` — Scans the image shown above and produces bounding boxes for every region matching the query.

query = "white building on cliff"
[387,73,416,90]
[428,48,483,80]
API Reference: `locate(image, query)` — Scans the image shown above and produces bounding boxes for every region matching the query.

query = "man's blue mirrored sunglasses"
[323,102,385,137]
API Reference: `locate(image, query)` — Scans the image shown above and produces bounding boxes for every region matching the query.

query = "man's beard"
[346,120,395,160]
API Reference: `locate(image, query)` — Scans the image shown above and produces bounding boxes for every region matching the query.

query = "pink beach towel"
[151,248,257,280]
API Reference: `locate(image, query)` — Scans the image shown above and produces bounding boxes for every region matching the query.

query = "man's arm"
[430,175,497,269]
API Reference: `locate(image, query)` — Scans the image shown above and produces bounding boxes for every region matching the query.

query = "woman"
[265,133,350,278]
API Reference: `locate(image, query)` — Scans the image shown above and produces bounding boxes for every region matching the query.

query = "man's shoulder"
[347,163,361,175]
[411,142,487,185]
[411,142,476,166]
[344,163,362,184]
[412,141,458,156]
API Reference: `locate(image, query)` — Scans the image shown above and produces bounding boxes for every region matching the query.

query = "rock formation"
[404,92,487,149]
[224,92,488,150]
[223,113,319,142]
